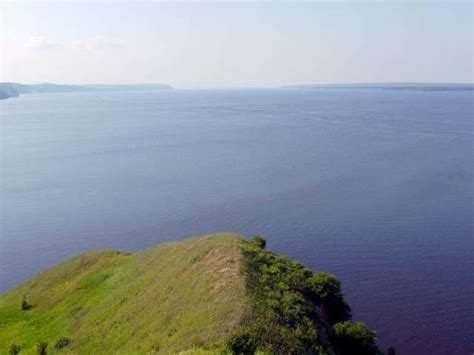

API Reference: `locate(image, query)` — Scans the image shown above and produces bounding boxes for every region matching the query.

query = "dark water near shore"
[1,89,473,354]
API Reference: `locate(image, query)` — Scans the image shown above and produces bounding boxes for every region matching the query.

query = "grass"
[0,234,248,354]
[0,233,381,355]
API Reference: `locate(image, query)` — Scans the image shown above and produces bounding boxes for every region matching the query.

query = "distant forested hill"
[81,84,173,91]
[0,82,173,100]
[283,83,474,91]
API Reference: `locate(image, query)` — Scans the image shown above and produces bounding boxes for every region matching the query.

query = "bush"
[20,296,31,311]
[238,237,378,354]
[332,321,380,355]
[307,272,351,323]
[37,341,48,355]
[240,244,322,353]
[226,327,259,354]
[55,337,70,349]
[251,236,266,249]
[307,272,341,299]
[9,343,21,355]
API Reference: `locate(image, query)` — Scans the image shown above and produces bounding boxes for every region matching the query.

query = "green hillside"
[0,234,382,354]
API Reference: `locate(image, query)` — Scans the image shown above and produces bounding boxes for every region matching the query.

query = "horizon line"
[2,81,474,90]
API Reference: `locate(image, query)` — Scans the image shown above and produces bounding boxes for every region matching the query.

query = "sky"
[1,1,473,88]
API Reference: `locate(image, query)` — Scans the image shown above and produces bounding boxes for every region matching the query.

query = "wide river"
[1,89,473,354]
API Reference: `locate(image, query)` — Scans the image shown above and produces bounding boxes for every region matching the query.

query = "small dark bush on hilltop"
[251,236,266,249]
[9,343,21,355]
[55,337,70,349]
[20,296,31,311]
[36,341,47,355]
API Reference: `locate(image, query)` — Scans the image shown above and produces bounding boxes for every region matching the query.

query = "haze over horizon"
[2,1,473,88]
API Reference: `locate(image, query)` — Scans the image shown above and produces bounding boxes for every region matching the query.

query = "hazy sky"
[1,1,472,88]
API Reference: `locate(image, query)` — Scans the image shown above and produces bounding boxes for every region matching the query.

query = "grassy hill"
[0,234,382,354]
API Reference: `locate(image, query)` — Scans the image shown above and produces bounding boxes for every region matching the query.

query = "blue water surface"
[1,89,473,354]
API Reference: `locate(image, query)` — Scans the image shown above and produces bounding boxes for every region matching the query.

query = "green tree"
[307,272,341,299]
[332,321,380,355]
[251,236,266,249]
[226,327,258,354]
[307,272,351,323]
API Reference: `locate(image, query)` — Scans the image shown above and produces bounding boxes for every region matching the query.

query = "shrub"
[20,296,31,311]
[307,272,341,299]
[37,341,48,355]
[9,343,21,355]
[251,236,266,249]
[307,272,351,323]
[332,321,380,355]
[55,337,70,349]
[240,244,322,353]
[226,327,258,354]
[237,238,379,354]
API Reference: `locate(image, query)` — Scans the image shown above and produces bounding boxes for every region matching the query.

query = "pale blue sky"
[2,1,472,88]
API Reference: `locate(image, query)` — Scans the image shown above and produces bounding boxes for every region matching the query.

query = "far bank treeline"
[0,82,173,100]
[0,234,396,354]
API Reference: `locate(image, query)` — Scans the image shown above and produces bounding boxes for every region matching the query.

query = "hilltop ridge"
[0,234,382,354]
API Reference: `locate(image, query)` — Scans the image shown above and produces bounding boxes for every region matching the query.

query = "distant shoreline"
[0,82,174,100]
[283,83,474,91]
[2,82,473,101]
